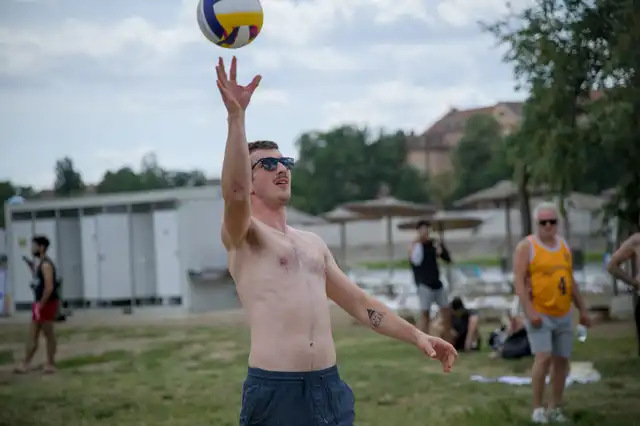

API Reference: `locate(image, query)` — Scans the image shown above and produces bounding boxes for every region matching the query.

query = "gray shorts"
[524,312,573,358]
[417,285,449,312]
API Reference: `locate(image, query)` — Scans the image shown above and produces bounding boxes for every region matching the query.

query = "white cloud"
[0,0,525,189]
[322,80,510,131]
[93,145,154,171]
[251,46,361,72]
[0,17,198,76]
[436,0,533,28]
[252,88,290,106]
[0,0,441,76]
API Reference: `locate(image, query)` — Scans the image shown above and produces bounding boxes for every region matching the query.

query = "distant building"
[406,101,524,176]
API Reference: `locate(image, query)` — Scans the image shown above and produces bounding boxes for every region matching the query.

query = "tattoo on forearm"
[367,308,385,328]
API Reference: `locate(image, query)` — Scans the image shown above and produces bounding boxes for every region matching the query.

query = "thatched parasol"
[343,196,436,272]
[286,207,327,226]
[454,180,546,263]
[322,207,364,267]
[397,211,483,233]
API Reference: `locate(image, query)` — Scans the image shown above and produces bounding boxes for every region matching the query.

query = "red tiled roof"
[407,102,524,150]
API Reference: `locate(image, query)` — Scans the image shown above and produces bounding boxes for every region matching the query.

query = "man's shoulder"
[291,227,328,247]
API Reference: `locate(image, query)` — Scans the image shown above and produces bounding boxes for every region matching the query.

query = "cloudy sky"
[0,0,528,190]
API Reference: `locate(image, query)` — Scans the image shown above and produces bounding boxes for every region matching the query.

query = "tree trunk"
[559,195,572,242]
[518,165,533,237]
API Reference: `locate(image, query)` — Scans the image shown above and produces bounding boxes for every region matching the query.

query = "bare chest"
[265,232,325,277]
[232,226,327,295]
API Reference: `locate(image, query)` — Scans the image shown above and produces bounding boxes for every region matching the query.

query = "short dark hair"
[32,235,50,251]
[451,296,465,311]
[248,140,279,153]
[415,219,430,229]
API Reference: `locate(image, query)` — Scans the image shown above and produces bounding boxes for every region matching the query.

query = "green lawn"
[0,316,638,426]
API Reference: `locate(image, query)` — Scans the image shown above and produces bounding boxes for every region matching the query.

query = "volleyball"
[197,0,263,49]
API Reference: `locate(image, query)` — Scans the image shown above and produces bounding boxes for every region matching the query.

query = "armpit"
[245,225,260,248]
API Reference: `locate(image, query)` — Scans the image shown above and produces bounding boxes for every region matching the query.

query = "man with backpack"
[14,235,59,374]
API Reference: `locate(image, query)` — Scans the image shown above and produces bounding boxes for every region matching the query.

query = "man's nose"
[275,161,288,173]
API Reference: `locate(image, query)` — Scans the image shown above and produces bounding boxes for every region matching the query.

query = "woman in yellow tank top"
[513,202,590,424]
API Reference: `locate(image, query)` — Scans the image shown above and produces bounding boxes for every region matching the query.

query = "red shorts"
[32,301,59,322]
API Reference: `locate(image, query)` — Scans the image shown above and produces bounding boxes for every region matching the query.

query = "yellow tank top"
[527,235,573,316]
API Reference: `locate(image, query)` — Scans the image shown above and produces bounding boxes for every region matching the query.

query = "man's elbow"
[222,185,250,202]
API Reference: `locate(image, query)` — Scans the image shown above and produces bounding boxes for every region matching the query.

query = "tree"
[451,114,513,200]
[291,126,429,214]
[54,157,84,196]
[167,170,207,187]
[139,152,170,191]
[487,0,640,353]
[0,181,16,228]
[0,181,35,227]
[96,167,144,194]
[426,171,456,209]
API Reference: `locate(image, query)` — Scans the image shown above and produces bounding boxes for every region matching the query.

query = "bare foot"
[13,363,29,374]
[42,364,56,375]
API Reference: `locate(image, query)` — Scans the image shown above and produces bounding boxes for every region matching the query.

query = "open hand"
[215,56,261,115]
[417,333,458,373]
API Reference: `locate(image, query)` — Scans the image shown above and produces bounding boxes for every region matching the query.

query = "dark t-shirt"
[410,240,451,290]
[34,257,59,302]
[452,308,478,336]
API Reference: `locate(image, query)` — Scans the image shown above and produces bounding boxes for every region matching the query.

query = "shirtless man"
[217,57,458,426]
[606,232,640,352]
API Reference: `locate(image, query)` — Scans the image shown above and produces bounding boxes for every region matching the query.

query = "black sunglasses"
[251,157,295,171]
[539,219,558,226]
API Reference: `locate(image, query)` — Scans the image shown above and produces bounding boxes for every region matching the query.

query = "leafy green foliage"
[290,126,430,214]
[485,0,639,234]
[54,157,85,196]
[452,114,513,201]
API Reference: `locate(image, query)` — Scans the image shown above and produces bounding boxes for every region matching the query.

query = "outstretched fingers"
[422,340,437,358]
[216,80,230,102]
[245,75,262,95]
[230,56,237,82]
[442,350,457,372]
[216,57,229,86]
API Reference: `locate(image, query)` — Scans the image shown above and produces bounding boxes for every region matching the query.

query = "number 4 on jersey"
[558,277,567,295]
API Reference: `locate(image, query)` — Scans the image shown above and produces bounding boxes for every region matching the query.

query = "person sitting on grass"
[450,297,481,352]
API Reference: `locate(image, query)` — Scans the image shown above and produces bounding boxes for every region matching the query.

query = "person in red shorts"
[14,236,59,374]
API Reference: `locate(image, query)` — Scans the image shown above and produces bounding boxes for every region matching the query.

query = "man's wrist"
[411,327,423,346]
[227,111,245,122]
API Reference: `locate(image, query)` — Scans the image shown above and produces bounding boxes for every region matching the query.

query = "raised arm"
[217,57,261,249]
[606,233,640,290]
[323,245,457,372]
